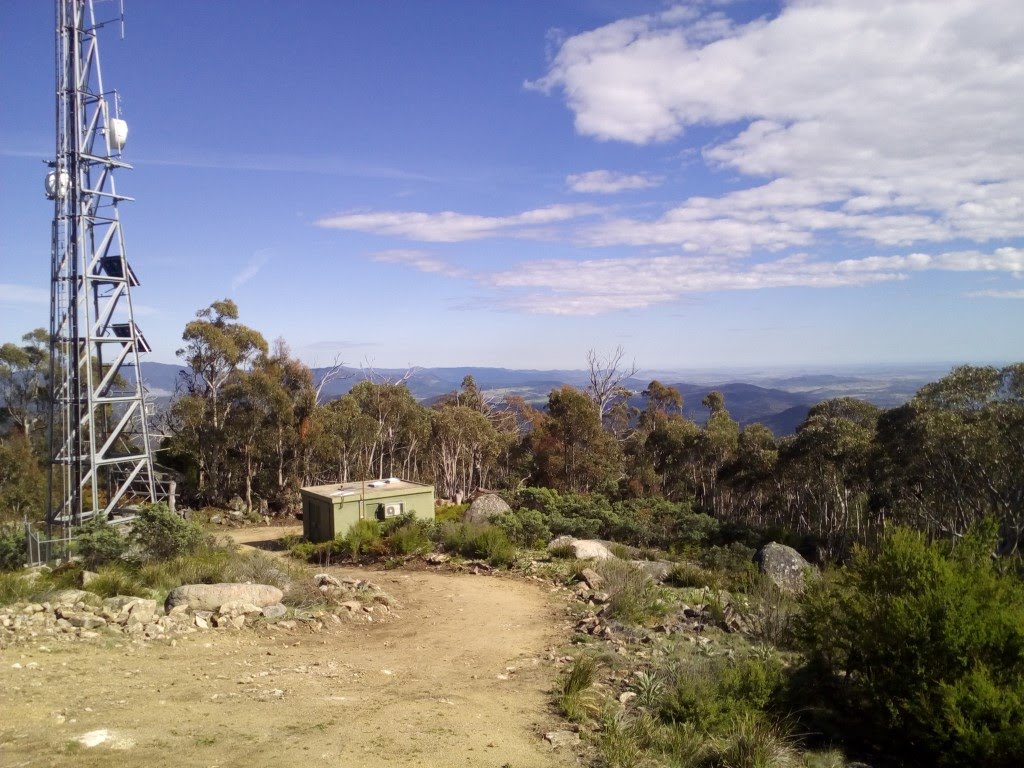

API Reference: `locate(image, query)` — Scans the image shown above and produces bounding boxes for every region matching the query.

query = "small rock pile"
[0,589,198,647]
[310,573,399,620]
[1,575,400,648]
[658,596,748,635]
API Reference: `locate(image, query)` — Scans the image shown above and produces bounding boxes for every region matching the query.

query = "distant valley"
[134,361,952,436]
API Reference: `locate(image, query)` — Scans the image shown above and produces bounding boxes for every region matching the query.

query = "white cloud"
[0,283,48,305]
[567,170,661,194]
[316,204,599,242]
[530,0,1024,248]
[484,247,1024,315]
[231,253,269,291]
[968,288,1024,299]
[370,249,469,278]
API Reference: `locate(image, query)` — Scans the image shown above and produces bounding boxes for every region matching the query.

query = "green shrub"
[344,519,381,559]
[74,518,128,569]
[492,507,551,548]
[387,523,431,555]
[131,502,205,560]
[0,526,27,572]
[699,543,761,593]
[795,523,1024,766]
[439,521,516,566]
[594,558,666,624]
[661,655,784,734]
[434,503,467,524]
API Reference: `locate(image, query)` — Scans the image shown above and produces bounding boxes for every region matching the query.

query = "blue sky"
[2,0,1022,371]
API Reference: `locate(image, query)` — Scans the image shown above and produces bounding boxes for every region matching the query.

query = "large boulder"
[754,542,814,593]
[164,583,284,613]
[549,536,613,561]
[463,494,511,524]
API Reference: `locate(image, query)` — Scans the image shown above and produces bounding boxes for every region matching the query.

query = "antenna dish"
[45,169,69,199]
[109,118,128,150]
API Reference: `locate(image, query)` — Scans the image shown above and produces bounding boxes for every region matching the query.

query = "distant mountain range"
[133,362,946,436]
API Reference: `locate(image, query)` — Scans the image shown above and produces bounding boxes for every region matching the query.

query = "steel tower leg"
[47,0,160,536]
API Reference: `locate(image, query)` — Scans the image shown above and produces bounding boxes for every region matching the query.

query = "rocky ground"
[0,563,577,768]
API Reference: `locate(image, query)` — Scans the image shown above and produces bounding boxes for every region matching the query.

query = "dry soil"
[0,528,574,767]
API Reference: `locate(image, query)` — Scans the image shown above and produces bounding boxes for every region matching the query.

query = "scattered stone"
[164,583,284,612]
[313,573,342,589]
[261,603,287,619]
[81,570,99,586]
[423,552,450,565]
[218,601,263,617]
[580,567,604,591]
[544,730,580,749]
[619,691,637,705]
[49,589,94,606]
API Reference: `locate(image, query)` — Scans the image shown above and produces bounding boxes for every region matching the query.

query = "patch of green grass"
[559,654,598,723]
[85,563,149,598]
[0,571,42,604]
[710,712,800,768]
[549,543,577,559]
[668,561,719,589]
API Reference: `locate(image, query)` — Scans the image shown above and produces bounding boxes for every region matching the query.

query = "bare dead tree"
[586,346,639,424]
[313,353,352,405]
[360,357,420,387]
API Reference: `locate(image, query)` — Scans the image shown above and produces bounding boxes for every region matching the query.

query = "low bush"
[344,519,381,560]
[492,507,551,548]
[439,521,516,566]
[661,655,785,734]
[795,523,1024,767]
[594,558,666,624]
[74,518,129,570]
[434,503,467,525]
[698,543,761,593]
[0,526,26,572]
[386,522,431,555]
[131,502,205,560]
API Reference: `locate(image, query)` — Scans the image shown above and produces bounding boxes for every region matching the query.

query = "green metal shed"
[300,478,435,543]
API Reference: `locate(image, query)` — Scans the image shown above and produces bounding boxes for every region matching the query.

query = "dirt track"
[0,536,573,767]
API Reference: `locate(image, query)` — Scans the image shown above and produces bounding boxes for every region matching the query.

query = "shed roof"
[301,478,433,502]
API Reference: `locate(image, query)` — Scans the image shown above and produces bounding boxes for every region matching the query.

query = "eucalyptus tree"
[0,329,50,439]
[875,364,1024,550]
[169,300,267,502]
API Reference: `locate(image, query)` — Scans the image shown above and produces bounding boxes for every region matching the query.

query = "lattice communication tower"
[46,0,161,534]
